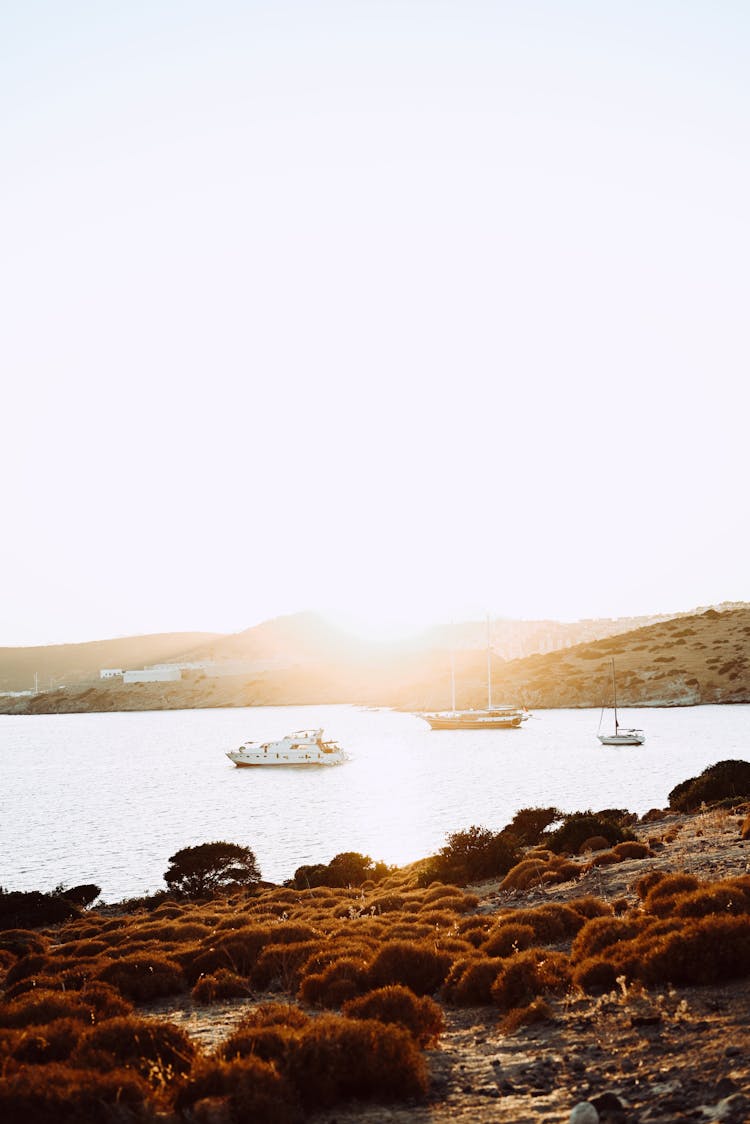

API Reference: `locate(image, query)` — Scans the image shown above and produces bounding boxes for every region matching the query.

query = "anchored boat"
[597,660,645,746]
[227,729,348,767]
[418,617,529,730]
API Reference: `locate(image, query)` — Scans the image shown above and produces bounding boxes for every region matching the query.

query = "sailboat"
[597,659,645,746]
[418,618,529,730]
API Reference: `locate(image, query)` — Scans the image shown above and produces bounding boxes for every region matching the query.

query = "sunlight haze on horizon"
[2,2,748,646]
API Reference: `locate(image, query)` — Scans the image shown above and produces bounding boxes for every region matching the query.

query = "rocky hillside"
[462,605,750,710]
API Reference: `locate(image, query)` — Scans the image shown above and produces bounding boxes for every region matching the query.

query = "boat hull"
[226,727,348,767]
[227,751,346,766]
[597,733,645,746]
[420,711,524,730]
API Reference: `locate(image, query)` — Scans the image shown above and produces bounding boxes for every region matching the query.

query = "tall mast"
[611,658,619,733]
[450,646,456,712]
[487,614,492,710]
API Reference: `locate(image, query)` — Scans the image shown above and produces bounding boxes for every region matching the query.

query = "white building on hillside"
[123,667,182,684]
[100,669,124,680]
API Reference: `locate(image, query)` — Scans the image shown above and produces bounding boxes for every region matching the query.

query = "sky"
[2,1,749,646]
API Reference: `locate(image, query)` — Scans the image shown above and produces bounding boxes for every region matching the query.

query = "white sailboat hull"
[598,731,645,746]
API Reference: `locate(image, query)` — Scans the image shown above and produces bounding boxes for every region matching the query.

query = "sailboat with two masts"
[597,659,645,746]
[418,618,529,730]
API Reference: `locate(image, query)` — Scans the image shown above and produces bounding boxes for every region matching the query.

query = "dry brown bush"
[0,1061,152,1124]
[481,923,537,958]
[284,1014,428,1110]
[72,1015,196,1080]
[583,850,622,869]
[343,984,444,1046]
[612,841,652,860]
[175,1054,299,1124]
[442,955,505,1005]
[192,969,252,1004]
[9,1018,82,1064]
[97,954,186,1001]
[455,916,493,947]
[368,940,452,996]
[499,997,554,1034]
[571,916,644,961]
[642,873,702,916]
[578,836,611,853]
[251,940,322,991]
[490,950,571,1011]
[298,956,371,1008]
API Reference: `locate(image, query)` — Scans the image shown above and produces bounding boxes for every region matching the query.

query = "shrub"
[192,969,252,1004]
[634,870,670,899]
[175,1055,299,1124]
[0,1062,151,1124]
[233,1002,311,1030]
[0,988,130,1029]
[343,985,444,1046]
[97,954,186,1000]
[368,941,452,995]
[72,1015,196,1079]
[568,897,613,921]
[5,954,51,987]
[668,759,750,812]
[185,925,274,980]
[499,854,580,891]
[578,836,611,854]
[442,956,505,1005]
[10,1018,82,1064]
[741,815,750,841]
[164,841,261,897]
[612,841,652,860]
[0,891,80,930]
[284,1014,428,1109]
[571,916,644,961]
[298,957,370,1007]
[251,941,324,991]
[490,950,571,1011]
[643,914,750,986]
[672,879,750,919]
[545,813,634,855]
[435,826,520,885]
[455,916,493,947]
[481,923,537,958]
[56,884,101,908]
[504,806,562,845]
[499,997,554,1034]
[0,930,48,958]
[584,850,621,869]
[642,874,701,916]
[291,852,389,890]
[494,903,587,943]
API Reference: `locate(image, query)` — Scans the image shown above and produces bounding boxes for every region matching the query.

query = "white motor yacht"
[226,728,348,767]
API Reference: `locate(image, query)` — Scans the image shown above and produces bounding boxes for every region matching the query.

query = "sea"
[1,704,748,902]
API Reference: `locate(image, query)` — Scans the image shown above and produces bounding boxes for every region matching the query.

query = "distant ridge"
[1,604,747,712]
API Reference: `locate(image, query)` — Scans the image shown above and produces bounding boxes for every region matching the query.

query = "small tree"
[422,826,520,886]
[164,842,261,898]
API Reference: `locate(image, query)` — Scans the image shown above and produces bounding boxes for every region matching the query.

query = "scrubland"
[2,798,750,1122]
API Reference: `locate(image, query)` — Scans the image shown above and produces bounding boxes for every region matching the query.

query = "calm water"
[1,704,748,901]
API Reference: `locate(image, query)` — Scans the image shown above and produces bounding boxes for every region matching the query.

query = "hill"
[0,632,223,694]
[0,605,747,714]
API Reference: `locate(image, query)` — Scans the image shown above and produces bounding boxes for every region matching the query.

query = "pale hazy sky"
[2,2,749,645]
